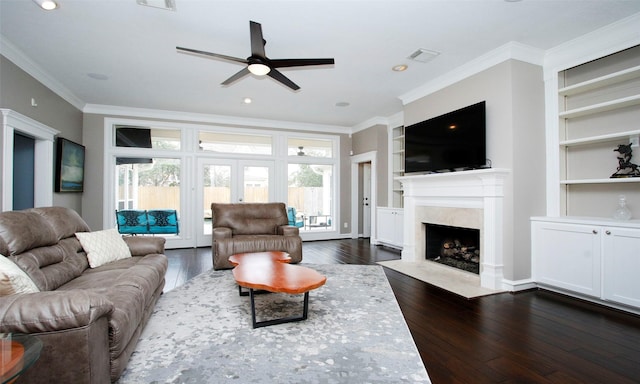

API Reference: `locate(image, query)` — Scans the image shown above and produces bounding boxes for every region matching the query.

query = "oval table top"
[229,251,326,294]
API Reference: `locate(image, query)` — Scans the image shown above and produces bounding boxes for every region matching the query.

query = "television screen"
[115,127,152,148]
[404,101,487,174]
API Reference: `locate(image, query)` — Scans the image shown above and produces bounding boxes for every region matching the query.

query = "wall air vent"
[136,0,176,11]
[408,49,440,63]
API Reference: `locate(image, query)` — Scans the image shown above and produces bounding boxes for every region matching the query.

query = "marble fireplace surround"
[397,169,509,290]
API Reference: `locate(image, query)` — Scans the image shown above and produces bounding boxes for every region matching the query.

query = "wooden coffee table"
[229,251,327,328]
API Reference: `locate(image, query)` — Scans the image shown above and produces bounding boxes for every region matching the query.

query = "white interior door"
[362,162,372,238]
[197,159,273,246]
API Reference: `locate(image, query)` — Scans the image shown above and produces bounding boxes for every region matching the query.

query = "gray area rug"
[117,264,431,383]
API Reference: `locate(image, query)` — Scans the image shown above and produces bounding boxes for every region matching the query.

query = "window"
[199,131,272,155]
[115,125,181,150]
[288,138,333,158]
[288,163,334,230]
[116,158,181,217]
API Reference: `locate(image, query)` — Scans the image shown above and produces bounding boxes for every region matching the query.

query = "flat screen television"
[404,101,487,174]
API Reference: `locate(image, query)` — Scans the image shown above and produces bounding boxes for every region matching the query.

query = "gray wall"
[352,124,389,209]
[0,55,84,214]
[403,59,546,281]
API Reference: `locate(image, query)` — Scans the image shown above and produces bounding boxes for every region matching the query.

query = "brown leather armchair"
[211,203,303,270]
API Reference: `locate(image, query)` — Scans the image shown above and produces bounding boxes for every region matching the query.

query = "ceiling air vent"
[408,49,440,63]
[136,0,176,11]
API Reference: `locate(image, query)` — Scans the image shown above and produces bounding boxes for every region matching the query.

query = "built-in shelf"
[559,94,640,119]
[558,64,640,96]
[555,45,640,218]
[390,125,405,208]
[560,130,640,146]
[561,178,640,185]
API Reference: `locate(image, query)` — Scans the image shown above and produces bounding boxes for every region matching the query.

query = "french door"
[196,158,274,246]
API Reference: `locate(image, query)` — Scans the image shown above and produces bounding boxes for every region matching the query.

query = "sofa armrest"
[213,227,232,240]
[278,225,299,236]
[123,236,166,256]
[0,291,114,333]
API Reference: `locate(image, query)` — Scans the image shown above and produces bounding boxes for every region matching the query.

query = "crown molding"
[351,116,390,134]
[0,35,85,111]
[350,111,405,133]
[544,12,640,78]
[398,41,545,105]
[83,104,350,134]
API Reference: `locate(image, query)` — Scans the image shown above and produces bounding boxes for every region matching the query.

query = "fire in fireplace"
[425,223,480,274]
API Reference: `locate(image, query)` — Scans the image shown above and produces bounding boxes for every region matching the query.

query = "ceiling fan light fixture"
[248,63,271,76]
[33,0,58,10]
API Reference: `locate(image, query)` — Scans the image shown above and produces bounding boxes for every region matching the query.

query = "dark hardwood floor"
[164,239,640,384]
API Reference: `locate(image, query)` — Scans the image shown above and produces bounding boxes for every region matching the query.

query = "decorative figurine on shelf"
[611,143,640,178]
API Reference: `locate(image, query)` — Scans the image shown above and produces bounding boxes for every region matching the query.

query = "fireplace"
[425,223,480,274]
[397,168,509,290]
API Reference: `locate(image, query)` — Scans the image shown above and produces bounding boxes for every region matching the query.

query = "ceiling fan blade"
[270,58,335,68]
[176,46,248,64]
[267,69,300,91]
[221,67,251,86]
[249,21,266,58]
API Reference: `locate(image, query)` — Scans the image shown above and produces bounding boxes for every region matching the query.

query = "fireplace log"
[440,238,480,264]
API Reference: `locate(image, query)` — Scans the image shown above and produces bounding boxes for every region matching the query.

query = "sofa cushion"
[0,211,58,256]
[76,229,132,268]
[213,234,303,269]
[0,254,39,296]
[32,207,91,241]
[57,255,168,359]
[211,203,289,235]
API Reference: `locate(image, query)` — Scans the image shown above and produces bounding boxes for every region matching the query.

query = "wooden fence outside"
[127,186,325,217]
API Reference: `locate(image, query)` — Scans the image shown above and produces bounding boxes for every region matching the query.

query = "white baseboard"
[502,278,537,292]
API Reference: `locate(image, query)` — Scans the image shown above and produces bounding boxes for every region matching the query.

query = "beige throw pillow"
[0,254,40,296]
[76,228,132,268]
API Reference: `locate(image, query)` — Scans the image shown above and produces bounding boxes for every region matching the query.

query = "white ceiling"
[1,0,640,130]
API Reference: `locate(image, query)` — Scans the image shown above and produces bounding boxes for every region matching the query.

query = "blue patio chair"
[147,209,180,234]
[287,207,304,228]
[116,210,148,234]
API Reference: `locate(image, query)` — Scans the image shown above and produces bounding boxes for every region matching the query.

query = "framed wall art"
[55,138,85,192]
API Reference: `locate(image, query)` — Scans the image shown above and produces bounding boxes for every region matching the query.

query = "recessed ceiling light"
[243,97,252,104]
[335,101,350,107]
[392,64,408,72]
[32,0,58,10]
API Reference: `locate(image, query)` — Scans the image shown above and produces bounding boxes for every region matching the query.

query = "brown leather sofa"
[211,203,303,269]
[0,207,167,383]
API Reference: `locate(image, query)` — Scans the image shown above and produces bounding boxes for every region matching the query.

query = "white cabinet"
[532,216,640,311]
[376,207,403,249]
[532,220,602,297]
[602,227,640,308]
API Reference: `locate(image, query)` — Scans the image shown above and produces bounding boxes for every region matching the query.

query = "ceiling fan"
[176,21,335,91]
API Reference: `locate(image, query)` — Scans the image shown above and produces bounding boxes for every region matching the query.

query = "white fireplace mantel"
[397,168,510,290]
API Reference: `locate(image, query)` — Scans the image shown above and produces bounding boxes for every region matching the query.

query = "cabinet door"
[602,227,640,308]
[532,221,601,297]
[377,208,396,245]
[393,211,404,247]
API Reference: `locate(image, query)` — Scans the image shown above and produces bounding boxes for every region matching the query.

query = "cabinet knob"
[605,230,611,235]
[592,230,598,234]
